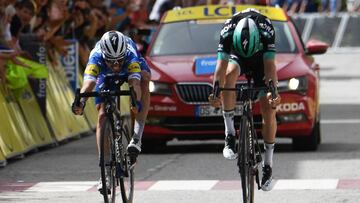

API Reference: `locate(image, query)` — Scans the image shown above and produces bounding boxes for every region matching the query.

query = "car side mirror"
[305,39,329,55]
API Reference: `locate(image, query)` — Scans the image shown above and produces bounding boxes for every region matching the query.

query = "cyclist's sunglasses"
[104,58,124,66]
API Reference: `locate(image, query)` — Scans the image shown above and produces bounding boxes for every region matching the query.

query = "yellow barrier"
[16,85,55,146]
[46,59,90,141]
[0,85,36,158]
[0,150,5,166]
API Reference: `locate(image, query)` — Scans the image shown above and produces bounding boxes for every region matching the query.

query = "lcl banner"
[60,40,79,92]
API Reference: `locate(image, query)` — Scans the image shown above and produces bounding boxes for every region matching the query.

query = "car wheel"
[292,120,320,151]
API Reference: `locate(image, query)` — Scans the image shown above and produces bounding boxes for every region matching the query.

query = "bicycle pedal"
[128,153,138,166]
[116,167,125,178]
[99,188,111,195]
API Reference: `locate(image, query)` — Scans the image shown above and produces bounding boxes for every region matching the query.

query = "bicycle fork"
[250,116,263,190]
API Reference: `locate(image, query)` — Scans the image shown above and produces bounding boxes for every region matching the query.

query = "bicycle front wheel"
[238,116,255,203]
[119,119,134,203]
[100,118,117,203]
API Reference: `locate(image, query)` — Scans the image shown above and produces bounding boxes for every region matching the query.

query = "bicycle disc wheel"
[238,116,255,203]
[119,121,134,203]
[100,118,117,203]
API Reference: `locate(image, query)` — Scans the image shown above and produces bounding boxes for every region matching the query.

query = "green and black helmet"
[233,17,260,58]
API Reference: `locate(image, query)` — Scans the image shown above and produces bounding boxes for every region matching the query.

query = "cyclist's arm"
[80,80,96,102]
[81,64,99,102]
[213,55,228,88]
[128,78,141,101]
[127,62,142,101]
[261,17,277,86]
[214,18,234,88]
[263,57,278,86]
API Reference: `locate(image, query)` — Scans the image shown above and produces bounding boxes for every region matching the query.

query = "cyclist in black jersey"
[208,8,281,191]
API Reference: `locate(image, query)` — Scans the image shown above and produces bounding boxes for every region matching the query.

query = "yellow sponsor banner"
[0,85,35,158]
[46,57,90,141]
[163,5,287,23]
[16,85,55,146]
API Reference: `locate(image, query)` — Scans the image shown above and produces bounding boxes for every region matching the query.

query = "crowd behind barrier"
[1,1,360,167]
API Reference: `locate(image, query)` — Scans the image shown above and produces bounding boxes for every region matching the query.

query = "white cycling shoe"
[223,135,237,160]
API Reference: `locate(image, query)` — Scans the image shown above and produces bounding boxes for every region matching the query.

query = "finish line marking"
[1,179,360,193]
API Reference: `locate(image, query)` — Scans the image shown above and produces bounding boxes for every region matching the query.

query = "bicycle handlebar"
[74,88,138,110]
[214,80,278,103]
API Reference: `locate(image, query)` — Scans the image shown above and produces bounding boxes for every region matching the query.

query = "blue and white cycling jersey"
[83,36,150,104]
[84,36,150,82]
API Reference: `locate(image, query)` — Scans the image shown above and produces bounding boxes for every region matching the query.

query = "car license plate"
[195,105,243,117]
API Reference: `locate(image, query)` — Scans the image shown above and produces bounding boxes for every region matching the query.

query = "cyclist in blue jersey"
[72,30,151,193]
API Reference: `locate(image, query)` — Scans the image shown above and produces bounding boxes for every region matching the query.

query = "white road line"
[321,119,360,124]
[25,181,97,192]
[148,180,218,191]
[7,179,360,192]
[273,179,339,190]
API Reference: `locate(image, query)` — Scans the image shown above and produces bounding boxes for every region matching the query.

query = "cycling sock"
[223,110,235,137]
[264,142,275,167]
[133,120,145,141]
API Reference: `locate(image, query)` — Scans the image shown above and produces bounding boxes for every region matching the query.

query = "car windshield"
[150,20,297,56]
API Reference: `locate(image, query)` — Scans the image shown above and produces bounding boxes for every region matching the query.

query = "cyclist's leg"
[222,58,240,160]
[128,63,151,154]
[95,76,112,191]
[259,98,277,145]
[259,91,276,191]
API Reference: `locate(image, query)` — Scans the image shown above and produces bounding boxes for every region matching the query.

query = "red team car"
[143,5,328,151]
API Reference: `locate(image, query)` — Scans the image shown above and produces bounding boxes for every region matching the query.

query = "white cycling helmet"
[100,30,127,60]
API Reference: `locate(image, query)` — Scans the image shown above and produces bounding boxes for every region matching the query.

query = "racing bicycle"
[213,77,277,203]
[74,74,138,203]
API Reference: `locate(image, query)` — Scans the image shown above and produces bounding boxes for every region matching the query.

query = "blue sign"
[61,40,78,92]
[195,57,217,75]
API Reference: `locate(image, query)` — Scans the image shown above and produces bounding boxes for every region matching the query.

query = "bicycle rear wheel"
[119,120,134,203]
[100,118,117,203]
[238,116,255,203]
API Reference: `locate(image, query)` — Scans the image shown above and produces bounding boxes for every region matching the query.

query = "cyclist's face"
[105,58,124,72]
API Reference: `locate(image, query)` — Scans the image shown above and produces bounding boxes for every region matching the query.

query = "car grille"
[176,83,248,104]
[176,83,212,104]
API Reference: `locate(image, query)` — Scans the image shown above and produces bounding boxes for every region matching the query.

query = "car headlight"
[278,76,308,93]
[149,81,172,95]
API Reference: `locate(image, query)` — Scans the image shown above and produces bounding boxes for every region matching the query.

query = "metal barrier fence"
[291,12,360,52]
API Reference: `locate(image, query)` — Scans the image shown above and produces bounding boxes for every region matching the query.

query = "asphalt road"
[1,53,360,203]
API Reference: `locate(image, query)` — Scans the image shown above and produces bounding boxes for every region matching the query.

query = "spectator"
[34,0,69,64]
[9,0,36,50]
[129,28,149,55]
[319,0,342,14]
[130,0,149,28]
[347,0,360,12]
[0,1,29,84]
[109,0,132,31]
[286,0,308,14]
[31,0,49,31]
[149,0,174,23]
[67,0,107,67]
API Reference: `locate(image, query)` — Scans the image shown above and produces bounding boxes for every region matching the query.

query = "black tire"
[100,118,116,203]
[292,120,320,151]
[119,121,134,203]
[238,116,255,203]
